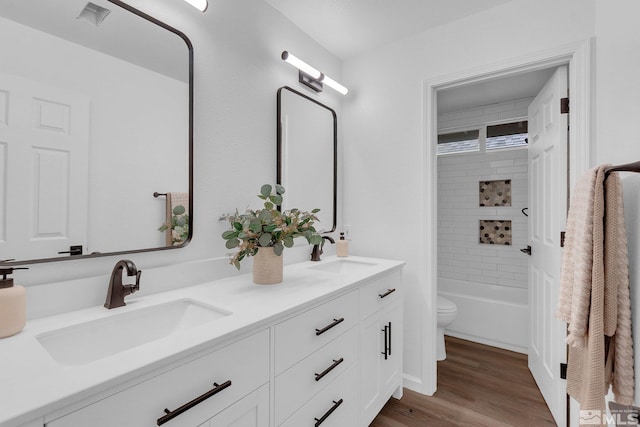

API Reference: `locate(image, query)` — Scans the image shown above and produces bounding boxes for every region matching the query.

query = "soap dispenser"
[336,232,349,257]
[0,267,28,338]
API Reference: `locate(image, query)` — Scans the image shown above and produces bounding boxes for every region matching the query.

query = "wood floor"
[370,336,556,426]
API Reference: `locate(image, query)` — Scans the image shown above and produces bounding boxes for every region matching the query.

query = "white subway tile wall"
[437,149,529,288]
[437,99,530,290]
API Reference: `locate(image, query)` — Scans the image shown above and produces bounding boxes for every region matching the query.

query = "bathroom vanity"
[0,256,403,427]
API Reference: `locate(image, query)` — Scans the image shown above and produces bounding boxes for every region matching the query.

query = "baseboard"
[445,331,527,354]
[403,373,427,395]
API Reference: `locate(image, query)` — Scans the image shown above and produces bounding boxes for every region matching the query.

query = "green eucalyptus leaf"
[283,236,294,248]
[222,230,238,240]
[226,238,240,249]
[273,242,284,256]
[311,208,321,213]
[158,225,168,232]
[233,259,241,270]
[233,222,243,231]
[264,224,277,232]
[264,201,274,210]
[271,194,283,205]
[172,205,186,215]
[176,217,186,227]
[249,219,262,233]
[258,210,271,222]
[258,233,272,247]
[309,234,323,245]
[260,184,272,197]
[275,184,285,195]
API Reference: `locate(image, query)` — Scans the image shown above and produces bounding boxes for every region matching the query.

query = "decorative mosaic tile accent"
[479,179,511,206]
[479,220,512,245]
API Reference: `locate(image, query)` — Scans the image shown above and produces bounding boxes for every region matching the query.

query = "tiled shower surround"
[437,149,528,289]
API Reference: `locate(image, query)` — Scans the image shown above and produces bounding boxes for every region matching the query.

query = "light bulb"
[183,0,207,12]
[321,74,349,95]
[281,51,322,80]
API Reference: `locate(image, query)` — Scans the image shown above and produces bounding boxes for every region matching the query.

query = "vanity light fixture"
[182,0,208,12]
[281,51,349,95]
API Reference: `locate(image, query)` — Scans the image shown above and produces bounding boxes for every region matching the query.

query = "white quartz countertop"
[0,256,404,426]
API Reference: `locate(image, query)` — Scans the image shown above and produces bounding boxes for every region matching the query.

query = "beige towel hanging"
[557,165,634,418]
[165,192,189,246]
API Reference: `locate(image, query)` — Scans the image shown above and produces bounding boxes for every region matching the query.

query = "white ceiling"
[264,0,515,60]
[438,68,557,114]
[0,0,189,82]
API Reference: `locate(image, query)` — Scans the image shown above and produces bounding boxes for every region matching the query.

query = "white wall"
[594,0,640,409]
[343,0,595,393]
[15,0,343,310]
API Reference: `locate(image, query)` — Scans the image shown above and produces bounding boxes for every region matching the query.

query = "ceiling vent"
[77,2,111,26]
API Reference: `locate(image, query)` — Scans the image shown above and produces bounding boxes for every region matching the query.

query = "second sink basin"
[36,299,231,366]
[308,258,379,275]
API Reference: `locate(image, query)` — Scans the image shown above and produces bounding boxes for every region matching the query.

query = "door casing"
[418,40,593,401]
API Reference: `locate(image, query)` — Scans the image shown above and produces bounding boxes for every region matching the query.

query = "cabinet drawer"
[275,290,358,374]
[47,329,269,427]
[275,326,357,425]
[359,270,401,320]
[280,364,358,427]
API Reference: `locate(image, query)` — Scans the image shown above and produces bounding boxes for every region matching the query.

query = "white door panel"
[527,65,568,426]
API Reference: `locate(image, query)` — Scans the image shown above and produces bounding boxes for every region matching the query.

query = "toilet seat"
[437,296,457,313]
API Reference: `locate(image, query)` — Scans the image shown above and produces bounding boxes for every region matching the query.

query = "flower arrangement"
[220,184,323,269]
[158,205,189,246]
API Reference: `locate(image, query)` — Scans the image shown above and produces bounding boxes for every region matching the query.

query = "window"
[437,120,528,155]
[486,121,528,150]
[437,129,480,155]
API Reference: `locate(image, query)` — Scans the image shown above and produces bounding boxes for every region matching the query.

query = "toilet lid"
[437,296,457,312]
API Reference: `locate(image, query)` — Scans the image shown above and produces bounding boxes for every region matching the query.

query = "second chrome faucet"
[104,260,142,309]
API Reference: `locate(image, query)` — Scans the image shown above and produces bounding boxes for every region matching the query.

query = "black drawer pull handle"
[315,358,344,382]
[315,317,344,336]
[388,321,392,356]
[381,324,389,360]
[156,380,232,425]
[314,398,344,427]
[378,288,396,299]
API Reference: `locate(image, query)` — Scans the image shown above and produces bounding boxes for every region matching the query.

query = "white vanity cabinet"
[46,330,270,427]
[197,384,269,427]
[4,258,405,427]
[358,269,403,427]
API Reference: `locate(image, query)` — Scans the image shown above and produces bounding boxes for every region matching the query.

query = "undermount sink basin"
[308,258,379,275]
[36,299,231,366]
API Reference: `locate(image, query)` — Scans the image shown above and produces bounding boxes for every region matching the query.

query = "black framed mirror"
[0,0,193,265]
[277,86,336,233]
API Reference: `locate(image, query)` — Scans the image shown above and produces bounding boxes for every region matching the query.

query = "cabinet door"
[199,384,269,427]
[380,301,403,397]
[359,301,403,427]
[359,312,384,426]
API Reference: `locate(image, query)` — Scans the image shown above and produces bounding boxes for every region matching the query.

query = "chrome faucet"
[310,236,335,262]
[104,260,142,309]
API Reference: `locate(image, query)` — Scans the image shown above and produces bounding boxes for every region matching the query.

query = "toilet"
[436,295,458,361]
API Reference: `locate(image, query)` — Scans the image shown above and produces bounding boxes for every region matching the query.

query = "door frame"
[419,39,593,396]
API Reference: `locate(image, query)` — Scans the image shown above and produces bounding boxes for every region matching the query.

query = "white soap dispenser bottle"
[0,267,28,338]
[336,232,348,257]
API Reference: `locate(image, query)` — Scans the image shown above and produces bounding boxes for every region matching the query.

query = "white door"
[527,65,568,426]
[0,72,89,260]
